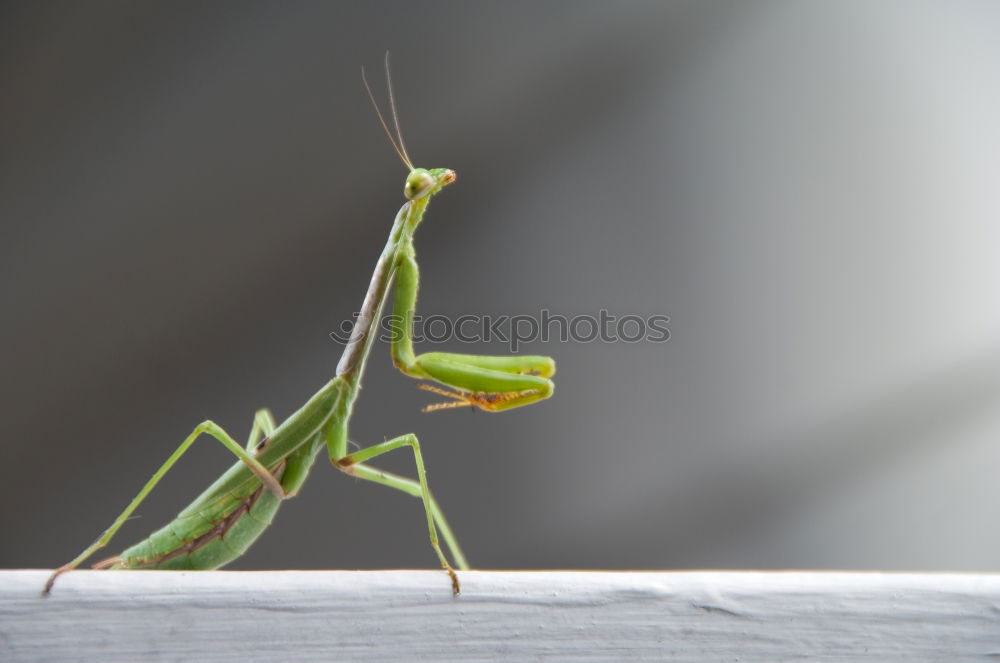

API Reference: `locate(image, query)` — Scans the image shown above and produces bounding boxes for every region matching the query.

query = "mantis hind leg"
[43,416,287,596]
[333,433,467,594]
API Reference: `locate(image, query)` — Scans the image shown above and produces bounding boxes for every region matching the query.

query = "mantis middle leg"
[332,433,467,593]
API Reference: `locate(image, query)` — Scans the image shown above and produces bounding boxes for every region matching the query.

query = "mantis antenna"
[361,52,414,170]
[382,52,413,168]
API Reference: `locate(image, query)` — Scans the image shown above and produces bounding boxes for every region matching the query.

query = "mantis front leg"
[391,249,555,412]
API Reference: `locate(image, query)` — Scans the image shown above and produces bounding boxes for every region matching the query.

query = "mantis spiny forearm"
[43,61,555,596]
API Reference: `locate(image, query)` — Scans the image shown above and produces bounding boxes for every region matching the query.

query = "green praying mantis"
[43,61,555,596]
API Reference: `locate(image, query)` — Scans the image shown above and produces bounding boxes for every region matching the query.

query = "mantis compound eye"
[404,169,435,200]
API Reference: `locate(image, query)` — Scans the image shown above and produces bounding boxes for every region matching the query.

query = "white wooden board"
[2,570,999,661]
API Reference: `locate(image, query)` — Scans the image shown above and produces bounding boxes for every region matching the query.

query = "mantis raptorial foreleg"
[390,251,555,412]
[334,433,466,592]
[43,418,289,594]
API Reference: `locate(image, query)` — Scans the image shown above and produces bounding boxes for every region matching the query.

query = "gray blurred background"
[3,0,1000,574]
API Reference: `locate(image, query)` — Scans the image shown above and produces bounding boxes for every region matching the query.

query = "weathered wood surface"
[2,570,999,661]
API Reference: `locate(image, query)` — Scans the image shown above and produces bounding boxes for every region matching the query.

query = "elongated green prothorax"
[44,54,554,597]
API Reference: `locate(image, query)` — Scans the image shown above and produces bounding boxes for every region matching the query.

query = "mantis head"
[363,54,456,201]
[404,168,456,200]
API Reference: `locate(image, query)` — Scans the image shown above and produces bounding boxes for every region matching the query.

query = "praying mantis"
[43,60,555,596]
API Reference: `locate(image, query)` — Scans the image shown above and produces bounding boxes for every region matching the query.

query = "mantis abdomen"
[111,483,284,570]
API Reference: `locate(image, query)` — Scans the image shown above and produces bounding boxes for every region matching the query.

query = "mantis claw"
[418,383,543,413]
